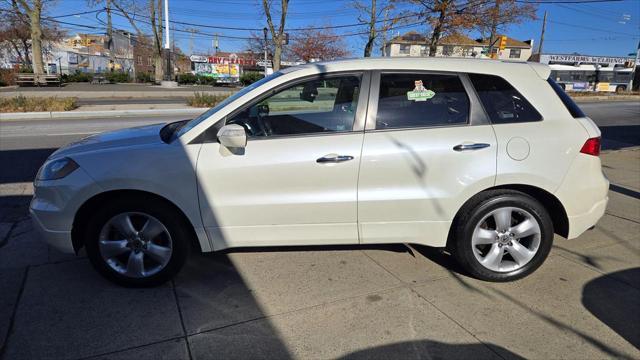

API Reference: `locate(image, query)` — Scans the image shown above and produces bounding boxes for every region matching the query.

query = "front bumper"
[30,208,75,253]
[29,166,102,254]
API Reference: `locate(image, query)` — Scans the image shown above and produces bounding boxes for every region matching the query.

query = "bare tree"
[14,0,45,77]
[262,0,288,71]
[354,0,398,57]
[477,0,536,53]
[400,0,482,57]
[290,27,349,62]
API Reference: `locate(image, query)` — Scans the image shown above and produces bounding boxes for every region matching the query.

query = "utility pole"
[106,0,114,72]
[537,10,547,61]
[263,27,268,77]
[186,28,196,56]
[214,34,219,55]
[163,0,172,81]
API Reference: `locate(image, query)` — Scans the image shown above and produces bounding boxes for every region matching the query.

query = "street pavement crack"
[171,279,194,360]
[0,266,29,360]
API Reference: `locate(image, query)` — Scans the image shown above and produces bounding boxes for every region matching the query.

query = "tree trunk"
[149,0,164,83]
[273,42,282,72]
[154,55,163,83]
[28,3,45,78]
[363,0,376,57]
[487,0,500,56]
[428,2,447,57]
[21,40,31,66]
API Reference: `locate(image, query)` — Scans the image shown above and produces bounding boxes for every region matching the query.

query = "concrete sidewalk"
[0,148,638,359]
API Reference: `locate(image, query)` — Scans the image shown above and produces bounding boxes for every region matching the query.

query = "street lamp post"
[164,0,172,81]
[263,27,268,77]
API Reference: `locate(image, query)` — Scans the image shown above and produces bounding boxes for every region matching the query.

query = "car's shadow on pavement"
[582,268,640,350]
[337,339,525,359]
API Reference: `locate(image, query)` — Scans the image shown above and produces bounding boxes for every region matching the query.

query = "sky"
[44,0,640,58]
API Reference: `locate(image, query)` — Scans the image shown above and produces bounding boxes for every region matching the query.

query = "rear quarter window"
[469,73,542,124]
[547,78,586,118]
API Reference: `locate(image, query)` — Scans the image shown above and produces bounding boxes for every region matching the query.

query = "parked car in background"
[31,58,608,286]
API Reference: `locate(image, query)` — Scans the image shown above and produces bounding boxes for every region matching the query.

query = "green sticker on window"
[407,80,435,101]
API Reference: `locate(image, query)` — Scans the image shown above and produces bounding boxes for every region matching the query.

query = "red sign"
[207,56,257,66]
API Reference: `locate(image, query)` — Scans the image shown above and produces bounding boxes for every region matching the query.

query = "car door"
[196,72,370,250]
[357,71,497,247]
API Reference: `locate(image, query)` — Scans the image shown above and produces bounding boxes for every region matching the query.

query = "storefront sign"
[541,54,633,65]
[208,56,257,66]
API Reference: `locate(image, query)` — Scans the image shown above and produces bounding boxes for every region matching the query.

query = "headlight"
[37,157,79,181]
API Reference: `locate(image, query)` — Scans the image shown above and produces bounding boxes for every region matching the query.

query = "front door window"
[227,75,362,138]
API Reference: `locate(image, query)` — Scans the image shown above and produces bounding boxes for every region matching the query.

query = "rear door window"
[547,78,586,118]
[469,73,542,124]
[375,73,469,130]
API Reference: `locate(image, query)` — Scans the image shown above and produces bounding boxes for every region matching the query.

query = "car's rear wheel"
[451,190,553,282]
[85,197,189,287]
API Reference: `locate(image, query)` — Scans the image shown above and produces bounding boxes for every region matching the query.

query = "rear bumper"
[567,196,608,239]
[30,208,75,253]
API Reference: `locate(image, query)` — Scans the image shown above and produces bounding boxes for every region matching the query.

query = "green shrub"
[136,72,153,83]
[0,69,16,86]
[63,71,93,83]
[177,73,198,84]
[240,71,262,86]
[177,73,218,86]
[186,92,230,107]
[0,95,78,112]
[18,66,33,74]
[105,72,130,83]
[197,75,217,86]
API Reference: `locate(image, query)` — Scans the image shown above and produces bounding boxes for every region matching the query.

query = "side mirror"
[217,124,247,149]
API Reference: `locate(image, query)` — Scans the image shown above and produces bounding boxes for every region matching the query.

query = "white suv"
[31,58,608,286]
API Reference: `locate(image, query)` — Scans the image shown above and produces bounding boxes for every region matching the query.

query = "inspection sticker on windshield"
[407,80,435,101]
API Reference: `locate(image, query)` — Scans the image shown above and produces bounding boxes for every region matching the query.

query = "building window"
[399,44,410,55]
[442,45,454,56]
[509,49,521,59]
[137,56,142,65]
[147,57,152,66]
[419,45,428,56]
[462,47,473,57]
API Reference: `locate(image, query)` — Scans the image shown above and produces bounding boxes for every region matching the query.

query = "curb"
[0,108,209,121]
[572,95,640,103]
[0,90,235,99]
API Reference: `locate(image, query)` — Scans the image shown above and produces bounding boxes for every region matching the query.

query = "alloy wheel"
[471,206,542,273]
[98,212,173,278]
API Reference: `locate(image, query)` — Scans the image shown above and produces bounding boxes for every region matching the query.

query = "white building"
[382,31,533,61]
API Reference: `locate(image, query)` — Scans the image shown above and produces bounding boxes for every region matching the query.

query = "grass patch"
[0,95,78,113]
[187,92,230,107]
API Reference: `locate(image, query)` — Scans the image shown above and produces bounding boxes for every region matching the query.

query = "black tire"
[451,190,553,282]
[85,197,190,287]
[616,85,626,94]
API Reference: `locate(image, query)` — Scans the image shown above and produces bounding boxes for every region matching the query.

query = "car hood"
[51,123,165,159]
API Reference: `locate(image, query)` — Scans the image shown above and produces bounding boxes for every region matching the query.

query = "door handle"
[316,154,354,163]
[453,143,490,152]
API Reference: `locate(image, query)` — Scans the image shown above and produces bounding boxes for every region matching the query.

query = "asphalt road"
[1,101,638,152]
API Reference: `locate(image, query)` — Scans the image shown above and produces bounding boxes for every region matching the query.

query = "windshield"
[176,71,283,138]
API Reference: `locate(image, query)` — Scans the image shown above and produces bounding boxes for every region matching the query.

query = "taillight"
[580,137,601,156]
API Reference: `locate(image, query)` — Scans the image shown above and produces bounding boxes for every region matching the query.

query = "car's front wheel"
[451,190,553,282]
[85,197,189,287]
